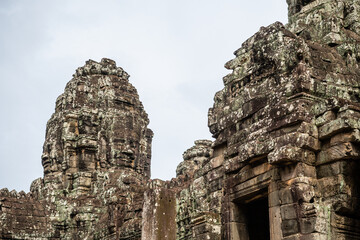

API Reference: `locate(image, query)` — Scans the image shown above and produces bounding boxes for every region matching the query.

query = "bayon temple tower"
[1,0,360,239]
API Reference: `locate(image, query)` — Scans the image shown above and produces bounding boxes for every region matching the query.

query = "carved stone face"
[41,144,52,174]
[41,59,152,178]
[108,115,143,169]
[41,121,64,175]
[111,137,140,168]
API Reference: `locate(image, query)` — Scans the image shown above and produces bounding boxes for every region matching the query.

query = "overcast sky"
[0,0,288,192]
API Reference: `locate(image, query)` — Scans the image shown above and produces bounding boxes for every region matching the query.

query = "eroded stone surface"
[206,0,360,238]
[1,58,153,239]
[1,1,360,239]
[169,0,360,239]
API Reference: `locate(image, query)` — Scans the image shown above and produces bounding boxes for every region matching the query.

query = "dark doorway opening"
[245,197,270,240]
[232,192,270,240]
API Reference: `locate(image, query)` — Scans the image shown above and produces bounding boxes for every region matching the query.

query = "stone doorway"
[231,190,270,240]
[244,196,270,240]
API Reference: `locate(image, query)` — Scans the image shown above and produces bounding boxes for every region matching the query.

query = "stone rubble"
[1,0,360,239]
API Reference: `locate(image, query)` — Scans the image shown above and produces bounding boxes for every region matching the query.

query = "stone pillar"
[142,180,176,240]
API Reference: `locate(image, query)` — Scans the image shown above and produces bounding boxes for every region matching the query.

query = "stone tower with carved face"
[1,59,154,239]
[41,58,153,194]
[1,1,360,240]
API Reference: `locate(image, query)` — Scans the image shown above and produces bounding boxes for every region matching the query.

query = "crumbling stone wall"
[0,189,50,239]
[1,1,360,239]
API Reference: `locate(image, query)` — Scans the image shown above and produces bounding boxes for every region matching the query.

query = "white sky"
[0,0,288,192]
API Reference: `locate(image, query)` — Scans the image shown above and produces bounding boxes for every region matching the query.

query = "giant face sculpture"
[41,59,152,179]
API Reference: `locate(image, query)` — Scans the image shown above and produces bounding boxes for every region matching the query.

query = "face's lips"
[121,150,135,160]
[42,154,50,168]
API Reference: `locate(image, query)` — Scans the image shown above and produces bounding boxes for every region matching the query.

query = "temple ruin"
[1,0,360,239]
